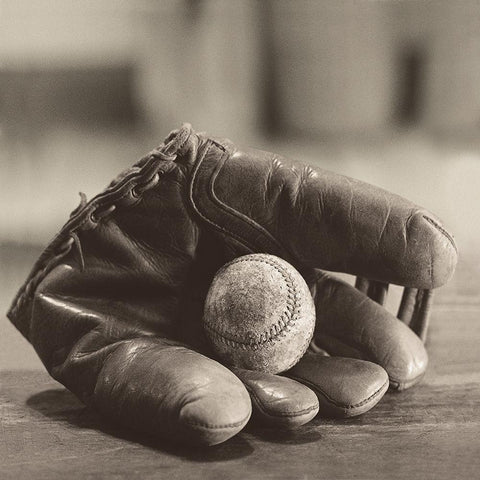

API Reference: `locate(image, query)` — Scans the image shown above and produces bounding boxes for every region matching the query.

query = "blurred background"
[1,0,479,369]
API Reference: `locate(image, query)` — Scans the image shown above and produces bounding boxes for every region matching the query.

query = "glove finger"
[273,159,458,288]
[199,139,457,288]
[311,272,428,390]
[231,367,319,428]
[355,278,434,342]
[92,338,252,446]
[286,354,389,417]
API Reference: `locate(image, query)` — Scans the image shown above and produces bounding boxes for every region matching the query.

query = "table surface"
[1,244,479,480]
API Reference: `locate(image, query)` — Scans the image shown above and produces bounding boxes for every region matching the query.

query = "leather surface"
[7,124,457,445]
[288,354,389,417]
[231,368,319,428]
[203,254,315,374]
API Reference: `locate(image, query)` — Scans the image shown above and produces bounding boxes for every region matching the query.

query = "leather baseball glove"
[8,124,457,446]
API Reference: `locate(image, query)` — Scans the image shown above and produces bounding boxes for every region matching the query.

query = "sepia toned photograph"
[1,1,479,479]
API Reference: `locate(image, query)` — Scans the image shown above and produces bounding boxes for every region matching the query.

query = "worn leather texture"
[7,124,458,446]
[203,254,315,374]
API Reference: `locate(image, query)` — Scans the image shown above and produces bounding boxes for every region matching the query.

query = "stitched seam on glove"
[203,255,301,348]
[207,148,286,254]
[286,376,389,410]
[188,142,260,253]
[188,141,290,259]
[244,383,319,418]
[181,413,251,430]
[423,215,457,252]
[315,329,428,386]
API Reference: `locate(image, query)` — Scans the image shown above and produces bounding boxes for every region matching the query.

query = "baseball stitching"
[204,255,304,350]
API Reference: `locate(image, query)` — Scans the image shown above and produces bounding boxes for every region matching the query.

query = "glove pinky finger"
[286,354,389,418]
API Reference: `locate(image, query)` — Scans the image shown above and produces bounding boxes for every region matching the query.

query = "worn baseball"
[203,254,316,374]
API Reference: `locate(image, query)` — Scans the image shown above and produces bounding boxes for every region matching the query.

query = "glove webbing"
[355,277,433,342]
[7,127,190,327]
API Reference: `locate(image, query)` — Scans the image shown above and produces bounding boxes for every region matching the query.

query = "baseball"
[203,253,316,374]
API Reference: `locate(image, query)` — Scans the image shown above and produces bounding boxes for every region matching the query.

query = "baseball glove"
[8,124,457,445]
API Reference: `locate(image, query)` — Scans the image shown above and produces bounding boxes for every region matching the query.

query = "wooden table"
[1,245,479,479]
